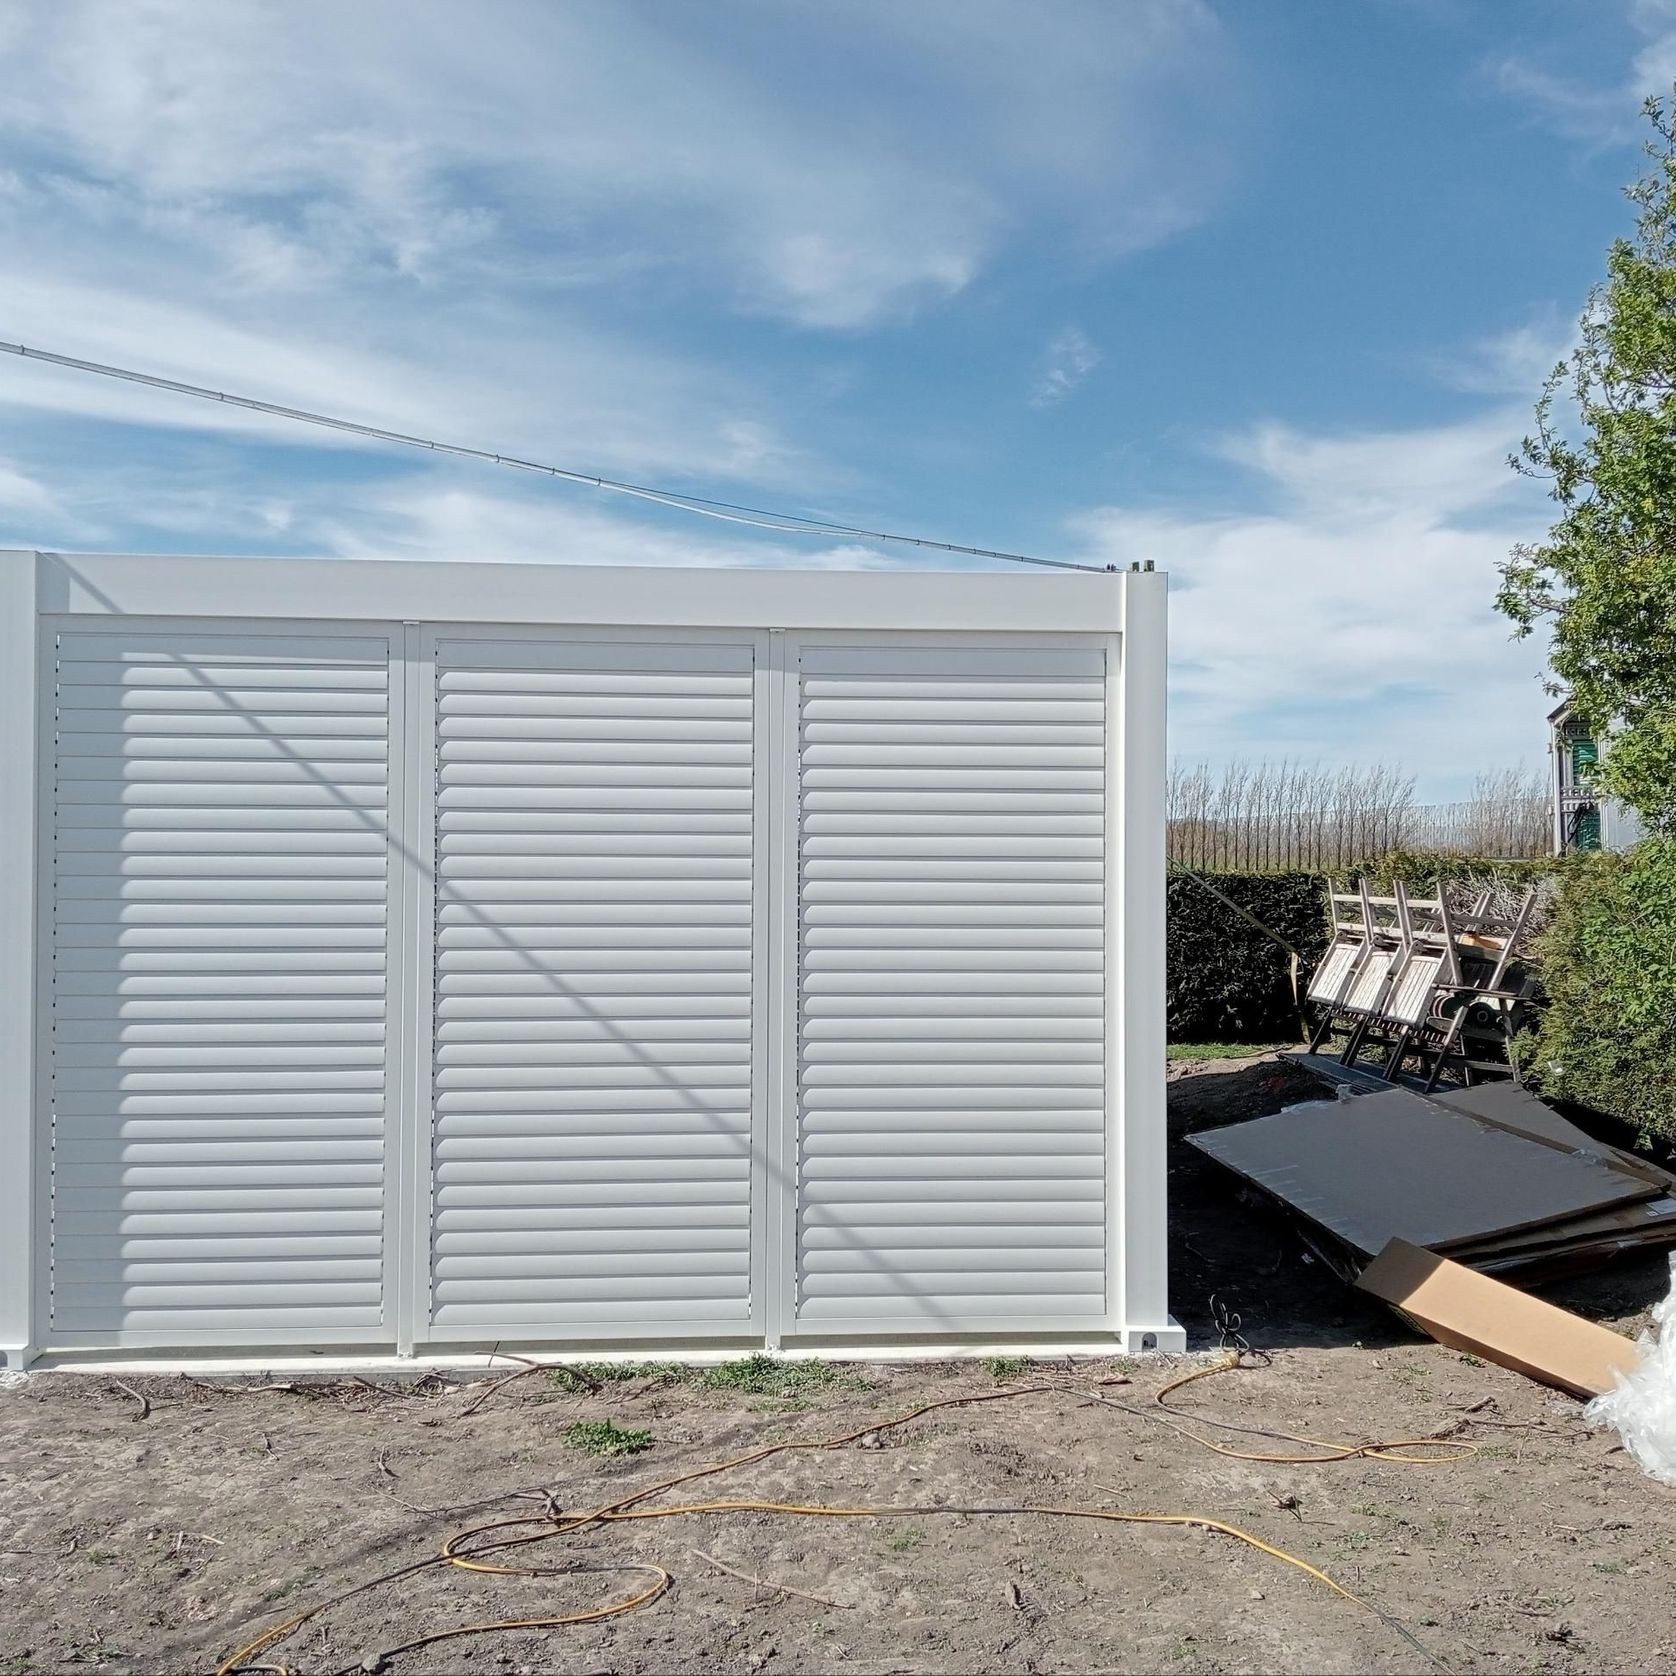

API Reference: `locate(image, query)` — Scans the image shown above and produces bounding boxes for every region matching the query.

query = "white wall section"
[793,644,1110,1332]
[45,630,393,1344]
[2,552,1179,1365]
[426,636,759,1338]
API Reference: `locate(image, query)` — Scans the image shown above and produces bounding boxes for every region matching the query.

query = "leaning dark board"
[1188,1088,1656,1258]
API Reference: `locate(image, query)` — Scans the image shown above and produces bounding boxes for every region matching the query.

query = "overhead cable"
[0,337,1109,573]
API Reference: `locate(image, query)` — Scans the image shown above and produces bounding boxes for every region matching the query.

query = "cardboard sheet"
[1454,1195,1676,1263]
[1187,1089,1655,1258]
[1355,1237,1641,1398]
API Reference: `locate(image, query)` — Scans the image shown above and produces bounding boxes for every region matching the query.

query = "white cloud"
[0,455,56,516]
[0,267,808,488]
[0,0,1236,330]
[1492,0,1676,143]
[1030,327,1102,408]
[1218,410,1526,524]
[1070,411,1553,784]
[1434,313,1576,398]
[314,476,893,572]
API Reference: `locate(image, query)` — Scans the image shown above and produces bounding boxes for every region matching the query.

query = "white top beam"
[19,550,1135,634]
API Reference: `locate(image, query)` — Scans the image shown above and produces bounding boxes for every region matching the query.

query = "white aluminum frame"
[0,549,1182,1366]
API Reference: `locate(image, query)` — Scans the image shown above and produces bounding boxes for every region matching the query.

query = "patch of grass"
[545,1360,690,1395]
[983,1355,1030,1381]
[1167,1041,1281,1062]
[699,1354,858,1399]
[881,1526,923,1553]
[564,1418,654,1457]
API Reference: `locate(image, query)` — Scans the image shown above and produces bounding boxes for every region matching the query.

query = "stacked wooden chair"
[1305,881,1539,1090]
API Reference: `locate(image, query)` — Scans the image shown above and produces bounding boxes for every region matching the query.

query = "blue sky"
[1,0,1671,796]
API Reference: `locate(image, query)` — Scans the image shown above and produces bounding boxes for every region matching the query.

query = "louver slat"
[427,640,757,1335]
[48,633,392,1341]
[794,647,1109,1332]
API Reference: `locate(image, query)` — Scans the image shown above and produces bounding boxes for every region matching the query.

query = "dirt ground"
[5,1054,1675,1676]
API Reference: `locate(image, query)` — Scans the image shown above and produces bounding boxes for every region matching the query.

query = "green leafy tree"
[1499,90,1676,833]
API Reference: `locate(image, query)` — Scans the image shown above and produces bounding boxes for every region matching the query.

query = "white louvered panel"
[794,645,1110,1331]
[47,632,392,1340]
[428,639,757,1333]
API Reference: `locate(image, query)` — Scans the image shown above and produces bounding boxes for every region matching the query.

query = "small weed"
[1457,1351,1483,1367]
[82,1549,114,1567]
[1477,1444,1513,1461]
[1336,1530,1373,1553]
[1387,1361,1429,1388]
[881,1526,923,1553]
[1592,1558,1627,1575]
[700,1354,861,1399]
[271,1565,323,1601]
[546,1361,690,1395]
[983,1355,1030,1381]
[564,1419,654,1457]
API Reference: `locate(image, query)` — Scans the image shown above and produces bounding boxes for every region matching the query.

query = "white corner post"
[0,553,40,1369]
[1115,569,1184,1353]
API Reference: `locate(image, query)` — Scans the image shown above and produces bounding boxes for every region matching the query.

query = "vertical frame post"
[401,628,442,1352]
[762,629,798,1350]
[1113,569,1183,1353]
[0,554,40,1367]
[386,625,422,1355]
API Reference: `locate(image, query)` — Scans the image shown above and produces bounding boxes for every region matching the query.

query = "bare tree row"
[1168,761,1550,872]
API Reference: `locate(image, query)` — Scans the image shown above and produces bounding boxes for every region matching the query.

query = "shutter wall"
[794,644,1110,1332]
[427,638,758,1336]
[46,631,393,1342]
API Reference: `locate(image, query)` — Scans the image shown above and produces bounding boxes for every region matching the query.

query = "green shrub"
[1166,871,1329,1042]
[1514,838,1676,1143]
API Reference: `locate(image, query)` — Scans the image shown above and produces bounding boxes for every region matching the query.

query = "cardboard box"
[1355,1237,1641,1398]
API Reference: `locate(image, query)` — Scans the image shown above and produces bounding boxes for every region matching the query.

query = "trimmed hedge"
[1166,870,1330,1042]
[1337,851,1566,896]
[1514,838,1676,1144]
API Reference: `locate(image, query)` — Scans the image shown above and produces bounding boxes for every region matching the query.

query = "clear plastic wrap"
[1585,1254,1676,1486]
